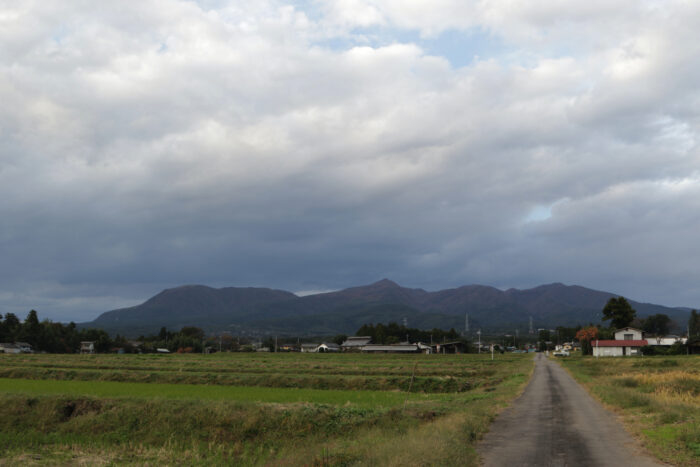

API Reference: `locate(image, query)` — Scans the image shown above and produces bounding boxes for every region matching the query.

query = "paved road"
[478,353,667,467]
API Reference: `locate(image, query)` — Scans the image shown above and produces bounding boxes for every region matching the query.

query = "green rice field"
[0,352,533,466]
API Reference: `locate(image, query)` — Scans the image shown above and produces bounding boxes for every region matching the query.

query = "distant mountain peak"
[371,278,400,288]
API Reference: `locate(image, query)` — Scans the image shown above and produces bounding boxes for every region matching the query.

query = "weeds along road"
[478,353,668,467]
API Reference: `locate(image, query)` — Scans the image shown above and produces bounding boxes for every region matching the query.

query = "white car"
[553,349,570,357]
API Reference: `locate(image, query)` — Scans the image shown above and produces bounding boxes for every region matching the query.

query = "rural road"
[478,353,668,467]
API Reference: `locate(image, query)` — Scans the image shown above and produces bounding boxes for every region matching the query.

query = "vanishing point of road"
[478,353,668,467]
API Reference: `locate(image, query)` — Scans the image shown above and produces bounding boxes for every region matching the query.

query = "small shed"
[80,341,95,354]
[301,343,319,353]
[16,342,33,353]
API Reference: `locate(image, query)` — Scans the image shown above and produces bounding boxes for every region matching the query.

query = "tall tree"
[689,310,700,338]
[602,297,636,329]
[2,313,20,341]
[20,309,42,347]
[642,314,671,336]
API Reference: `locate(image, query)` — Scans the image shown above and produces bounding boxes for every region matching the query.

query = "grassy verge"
[557,354,700,466]
[0,353,533,466]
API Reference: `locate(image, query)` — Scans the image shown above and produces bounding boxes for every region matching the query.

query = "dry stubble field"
[559,354,700,466]
[0,352,533,466]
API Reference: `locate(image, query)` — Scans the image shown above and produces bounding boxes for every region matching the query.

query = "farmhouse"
[0,343,21,354]
[592,327,647,357]
[433,341,468,354]
[341,336,372,352]
[646,335,686,347]
[277,343,298,352]
[16,342,33,353]
[301,343,319,353]
[361,344,421,353]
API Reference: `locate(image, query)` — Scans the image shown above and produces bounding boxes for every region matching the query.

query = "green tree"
[642,314,671,336]
[3,313,20,340]
[375,323,386,344]
[689,310,700,339]
[602,297,636,329]
[179,326,204,340]
[19,309,41,347]
[332,334,347,345]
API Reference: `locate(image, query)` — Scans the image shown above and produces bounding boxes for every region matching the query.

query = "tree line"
[0,310,212,354]
[0,310,114,353]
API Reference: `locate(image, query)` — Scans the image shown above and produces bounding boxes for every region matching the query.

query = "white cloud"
[2,0,700,320]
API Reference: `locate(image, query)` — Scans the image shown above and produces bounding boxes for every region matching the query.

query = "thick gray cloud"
[1,0,700,322]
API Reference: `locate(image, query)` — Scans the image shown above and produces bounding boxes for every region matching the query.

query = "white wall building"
[593,327,647,357]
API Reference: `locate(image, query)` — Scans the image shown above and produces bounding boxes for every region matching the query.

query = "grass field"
[0,352,533,466]
[558,354,700,467]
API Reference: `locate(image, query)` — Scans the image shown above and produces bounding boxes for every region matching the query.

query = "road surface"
[478,353,667,467]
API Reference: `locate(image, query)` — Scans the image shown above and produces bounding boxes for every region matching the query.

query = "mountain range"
[82,280,693,337]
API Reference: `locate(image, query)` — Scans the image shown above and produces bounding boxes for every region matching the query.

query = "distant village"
[2,302,700,356]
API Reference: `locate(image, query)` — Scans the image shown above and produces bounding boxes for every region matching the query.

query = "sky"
[2,0,700,323]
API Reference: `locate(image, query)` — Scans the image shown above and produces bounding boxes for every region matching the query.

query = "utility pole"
[529,317,534,335]
[465,313,469,335]
[477,330,481,354]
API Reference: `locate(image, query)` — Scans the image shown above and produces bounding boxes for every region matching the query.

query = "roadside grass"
[558,354,700,467]
[0,353,533,466]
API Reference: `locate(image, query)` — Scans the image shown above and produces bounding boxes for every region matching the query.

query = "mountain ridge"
[83,280,693,337]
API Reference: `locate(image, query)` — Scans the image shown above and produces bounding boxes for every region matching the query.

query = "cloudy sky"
[2,0,700,322]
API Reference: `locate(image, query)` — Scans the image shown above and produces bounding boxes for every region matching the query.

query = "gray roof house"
[341,336,372,351]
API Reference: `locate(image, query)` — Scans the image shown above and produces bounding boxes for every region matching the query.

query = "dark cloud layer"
[2,1,700,322]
